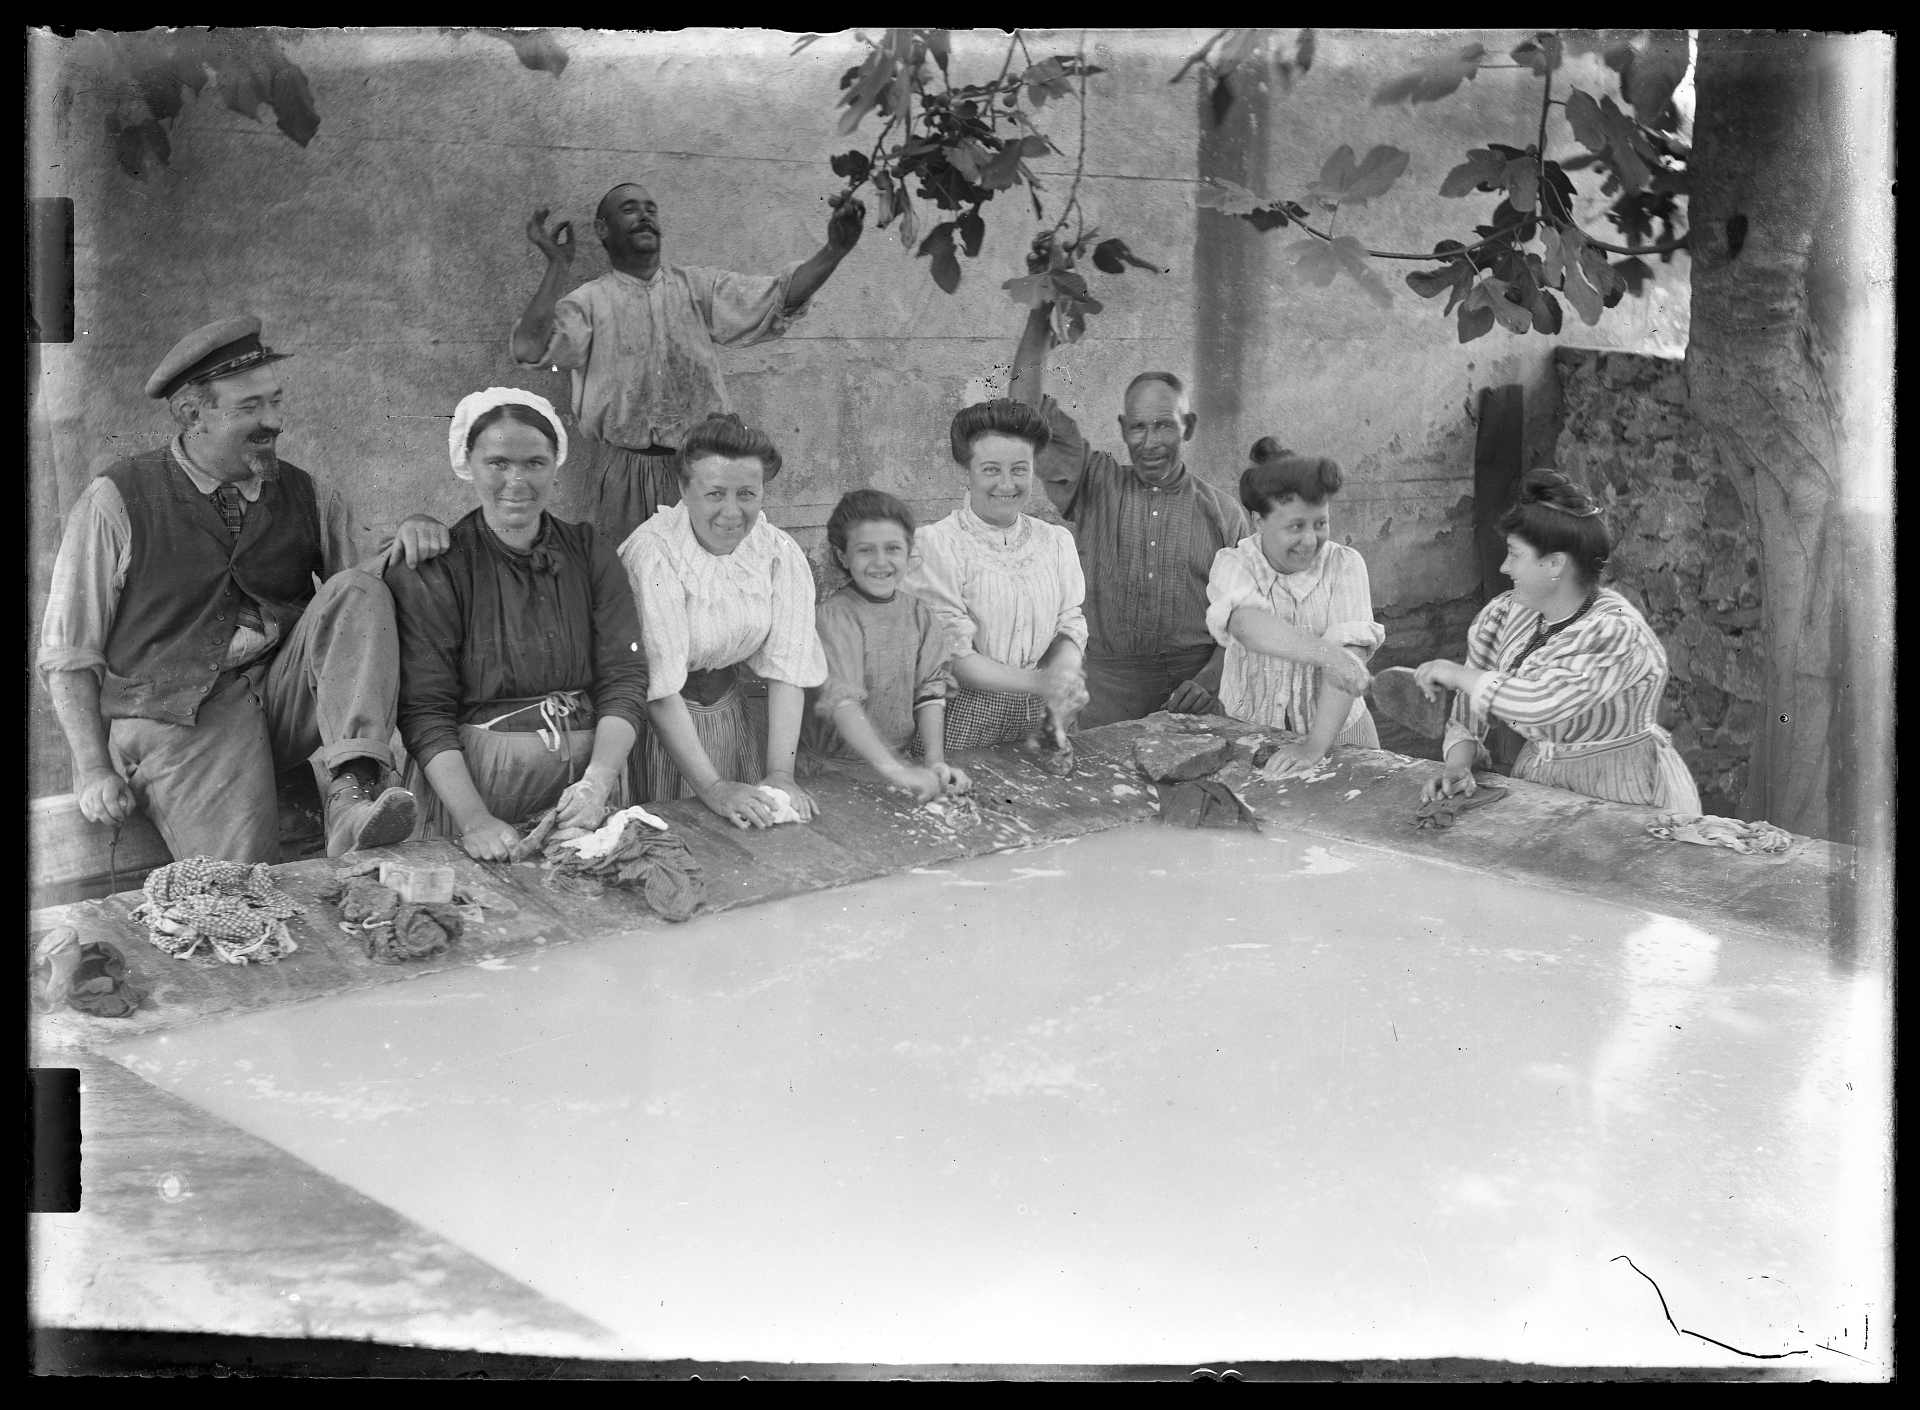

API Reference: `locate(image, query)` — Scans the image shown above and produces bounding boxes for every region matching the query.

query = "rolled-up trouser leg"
[108,672,281,864]
[261,567,401,794]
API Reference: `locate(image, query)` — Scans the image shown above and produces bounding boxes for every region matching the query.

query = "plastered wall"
[28,27,1690,794]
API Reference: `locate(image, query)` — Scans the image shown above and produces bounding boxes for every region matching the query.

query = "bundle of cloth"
[1411,778,1509,830]
[532,804,707,921]
[1645,812,1794,855]
[32,927,146,1018]
[129,858,303,965]
[324,868,465,965]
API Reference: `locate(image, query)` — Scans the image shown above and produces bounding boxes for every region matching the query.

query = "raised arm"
[511,208,577,365]
[782,194,867,313]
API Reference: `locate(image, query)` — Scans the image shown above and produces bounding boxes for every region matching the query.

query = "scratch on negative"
[1610,1256,1809,1360]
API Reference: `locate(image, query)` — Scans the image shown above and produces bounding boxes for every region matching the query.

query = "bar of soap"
[379,861,455,905]
[1132,734,1233,783]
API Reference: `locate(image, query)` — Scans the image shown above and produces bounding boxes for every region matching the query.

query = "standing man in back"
[1010,245,1250,727]
[511,182,867,547]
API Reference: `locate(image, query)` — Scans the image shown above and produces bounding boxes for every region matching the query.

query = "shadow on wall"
[1552,348,1762,817]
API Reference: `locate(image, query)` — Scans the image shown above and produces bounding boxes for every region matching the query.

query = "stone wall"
[1550,348,1763,816]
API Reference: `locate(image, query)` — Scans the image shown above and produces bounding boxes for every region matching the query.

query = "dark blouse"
[386,509,648,768]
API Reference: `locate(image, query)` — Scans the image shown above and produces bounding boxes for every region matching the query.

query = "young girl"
[1205,440,1384,777]
[798,490,971,802]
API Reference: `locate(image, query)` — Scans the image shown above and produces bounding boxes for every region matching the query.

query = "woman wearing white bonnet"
[383,387,650,858]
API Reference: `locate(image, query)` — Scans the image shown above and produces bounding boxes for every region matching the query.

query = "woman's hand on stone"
[526,207,574,264]
[763,772,818,823]
[1422,760,1479,803]
[553,776,610,834]
[885,763,945,804]
[934,763,972,796]
[461,814,522,861]
[699,780,774,829]
[76,766,136,826]
[1412,659,1459,700]
[1258,743,1326,781]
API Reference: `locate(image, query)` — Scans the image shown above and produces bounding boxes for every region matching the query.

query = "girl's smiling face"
[840,518,913,601]
[963,432,1036,527]
[683,453,766,555]
[1255,494,1330,575]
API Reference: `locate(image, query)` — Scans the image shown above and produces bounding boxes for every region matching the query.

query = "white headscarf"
[448,387,569,479]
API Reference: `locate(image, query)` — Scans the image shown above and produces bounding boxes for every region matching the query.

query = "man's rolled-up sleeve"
[37,477,130,686]
[513,289,594,369]
[699,263,809,346]
[1035,395,1092,520]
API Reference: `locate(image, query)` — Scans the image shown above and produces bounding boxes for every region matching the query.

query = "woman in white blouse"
[1205,440,1382,777]
[904,400,1089,752]
[619,413,827,829]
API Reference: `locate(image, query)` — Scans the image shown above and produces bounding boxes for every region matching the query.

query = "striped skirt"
[643,684,766,802]
[943,687,1048,752]
[1510,727,1701,812]
[409,723,630,838]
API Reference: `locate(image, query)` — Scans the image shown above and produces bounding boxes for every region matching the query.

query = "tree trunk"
[1683,31,1892,867]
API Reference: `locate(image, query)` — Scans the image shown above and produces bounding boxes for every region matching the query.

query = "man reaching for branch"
[513,182,866,548]
[1010,238,1250,726]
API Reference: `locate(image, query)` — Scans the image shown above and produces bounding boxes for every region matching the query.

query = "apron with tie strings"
[409,688,631,837]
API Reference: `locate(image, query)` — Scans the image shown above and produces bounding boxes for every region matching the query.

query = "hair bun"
[1520,467,1591,508]
[1248,436,1295,464]
[702,411,745,428]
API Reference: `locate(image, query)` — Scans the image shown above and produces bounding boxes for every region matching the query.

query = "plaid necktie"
[211,483,266,635]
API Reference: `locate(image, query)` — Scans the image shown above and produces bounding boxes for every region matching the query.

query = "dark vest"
[99,447,324,724]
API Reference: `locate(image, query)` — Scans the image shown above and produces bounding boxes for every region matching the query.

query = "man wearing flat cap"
[511,180,866,547]
[38,315,453,863]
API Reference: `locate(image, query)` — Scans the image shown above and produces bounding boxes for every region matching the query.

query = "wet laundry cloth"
[1157,780,1261,831]
[324,869,469,964]
[33,928,148,1018]
[1021,712,1076,778]
[131,857,303,965]
[544,805,706,921]
[1645,812,1794,855]
[1412,778,1509,830]
[755,786,806,824]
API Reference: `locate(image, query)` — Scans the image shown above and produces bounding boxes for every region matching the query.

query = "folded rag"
[1412,778,1509,829]
[1158,780,1261,831]
[33,928,147,1018]
[1022,713,1077,778]
[1645,812,1794,854]
[544,810,707,921]
[323,873,462,964]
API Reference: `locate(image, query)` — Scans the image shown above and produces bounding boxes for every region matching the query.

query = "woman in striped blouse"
[1404,469,1701,811]
[618,413,827,829]
[903,400,1089,752]
[1204,442,1383,777]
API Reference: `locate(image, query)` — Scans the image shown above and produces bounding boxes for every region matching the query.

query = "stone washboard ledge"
[31,714,1865,1058]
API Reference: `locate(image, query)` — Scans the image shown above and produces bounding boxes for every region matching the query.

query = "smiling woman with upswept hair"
[902,399,1089,754]
[617,412,828,831]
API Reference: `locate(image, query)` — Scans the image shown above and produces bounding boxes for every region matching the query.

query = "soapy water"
[107,823,1887,1371]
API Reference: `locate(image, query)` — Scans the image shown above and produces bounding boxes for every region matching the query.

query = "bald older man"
[511,181,866,547]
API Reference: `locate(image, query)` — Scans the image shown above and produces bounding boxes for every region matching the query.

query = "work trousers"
[107,568,401,865]
[1079,644,1219,728]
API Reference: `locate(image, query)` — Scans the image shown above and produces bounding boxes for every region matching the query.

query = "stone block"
[1132,733,1233,784]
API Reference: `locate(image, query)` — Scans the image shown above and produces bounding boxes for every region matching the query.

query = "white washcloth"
[756,786,805,825]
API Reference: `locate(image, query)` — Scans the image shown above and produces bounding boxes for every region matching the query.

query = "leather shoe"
[325,771,416,856]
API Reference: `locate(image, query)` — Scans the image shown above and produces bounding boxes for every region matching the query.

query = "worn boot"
[325,761,416,857]
[1369,667,1452,740]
